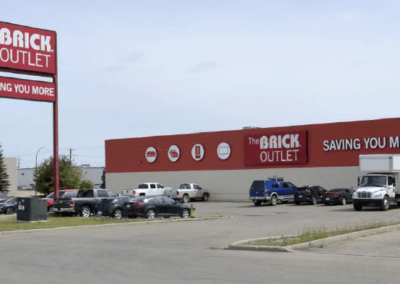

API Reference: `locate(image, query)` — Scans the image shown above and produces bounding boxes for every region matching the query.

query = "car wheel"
[270,195,277,206]
[254,200,262,206]
[353,204,363,211]
[81,206,91,217]
[48,206,54,212]
[381,196,390,211]
[181,209,190,218]
[311,196,317,205]
[202,193,209,202]
[341,197,347,205]
[146,209,156,219]
[6,207,14,215]
[112,208,122,219]
[182,195,190,203]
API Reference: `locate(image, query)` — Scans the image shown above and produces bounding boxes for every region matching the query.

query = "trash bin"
[17,197,47,222]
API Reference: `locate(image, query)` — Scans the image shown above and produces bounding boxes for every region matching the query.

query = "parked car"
[175,183,210,203]
[44,189,78,212]
[0,196,17,215]
[322,188,354,205]
[97,196,130,219]
[0,192,8,203]
[123,196,191,219]
[294,186,327,205]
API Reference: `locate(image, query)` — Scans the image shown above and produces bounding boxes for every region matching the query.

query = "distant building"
[4,158,18,193]
[18,166,104,190]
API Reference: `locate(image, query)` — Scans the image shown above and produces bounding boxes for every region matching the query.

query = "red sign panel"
[0,22,56,74]
[244,131,308,166]
[0,76,56,102]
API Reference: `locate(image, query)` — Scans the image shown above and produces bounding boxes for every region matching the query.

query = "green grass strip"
[243,220,400,247]
[0,216,156,232]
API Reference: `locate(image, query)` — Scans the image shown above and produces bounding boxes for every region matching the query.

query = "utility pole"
[67,148,74,166]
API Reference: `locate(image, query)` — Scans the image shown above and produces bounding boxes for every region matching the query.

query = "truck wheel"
[112,208,122,219]
[6,207,14,215]
[381,196,390,211]
[341,197,347,205]
[182,195,190,203]
[254,200,262,206]
[324,202,330,206]
[81,206,91,217]
[270,195,277,206]
[353,204,363,211]
[202,193,209,202]
[48,206,54,212]
[311,196,317,205]
[295,201,300,205]
[146,209,156,219]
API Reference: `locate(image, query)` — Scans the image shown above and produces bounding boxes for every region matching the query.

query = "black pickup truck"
[53,188,118,217]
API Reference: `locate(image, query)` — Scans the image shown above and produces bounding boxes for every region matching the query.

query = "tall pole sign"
[0,21,59,198]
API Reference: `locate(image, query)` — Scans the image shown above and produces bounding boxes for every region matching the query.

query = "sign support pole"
[53,33,59,199]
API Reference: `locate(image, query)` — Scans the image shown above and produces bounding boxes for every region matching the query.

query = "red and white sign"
[168,145,180,162]
[145,147,157,163]
[244,131,308,166]
[0,76,56,102]
[191,144,205,161]
[0,22,56,74]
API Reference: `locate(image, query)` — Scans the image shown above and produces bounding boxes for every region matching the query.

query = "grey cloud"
[119,52,145,64]
[187,61,217,73]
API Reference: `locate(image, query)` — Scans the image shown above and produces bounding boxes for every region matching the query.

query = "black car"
[322,188,354,205]
[123,196,191,219]
[294,186,327,205]
[0,192,8,203]
[97,196,130,219]
[0,196,17,215]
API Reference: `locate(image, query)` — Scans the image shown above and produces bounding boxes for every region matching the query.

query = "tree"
[0,143,10,193]
[101,169,106,189]
[80,180,94,189]
[35,155,82,195]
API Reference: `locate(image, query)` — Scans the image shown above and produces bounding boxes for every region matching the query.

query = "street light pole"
[35,147,44,197]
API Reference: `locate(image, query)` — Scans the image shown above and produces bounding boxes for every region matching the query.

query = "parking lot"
[1,201,400,284]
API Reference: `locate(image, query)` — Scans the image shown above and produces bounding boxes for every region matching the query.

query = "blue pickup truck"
[249,180,297,206]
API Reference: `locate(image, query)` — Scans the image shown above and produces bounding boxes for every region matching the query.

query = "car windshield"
[360,176,387,187]
[63,192,77,198]
[129,197,144,203]
[46,192,54,198]
[5,197,17,203]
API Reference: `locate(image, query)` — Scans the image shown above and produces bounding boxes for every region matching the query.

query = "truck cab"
[249,179,296,206]
[353,154,400,211]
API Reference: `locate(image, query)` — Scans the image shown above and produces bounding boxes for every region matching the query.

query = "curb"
[228,224,400,252]
[0,215,231,236]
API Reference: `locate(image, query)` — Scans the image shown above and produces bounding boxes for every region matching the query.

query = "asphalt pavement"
[1,201,400,284]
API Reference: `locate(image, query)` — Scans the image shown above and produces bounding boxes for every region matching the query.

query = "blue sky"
[1,0,400,168]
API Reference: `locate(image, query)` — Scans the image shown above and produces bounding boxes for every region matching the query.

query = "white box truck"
[353,154,400,211]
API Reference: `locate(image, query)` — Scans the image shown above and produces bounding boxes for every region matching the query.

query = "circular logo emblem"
[168,145,180,162]
[191,144,205,161]
[217,142,231,160]
[145,147,157,163]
